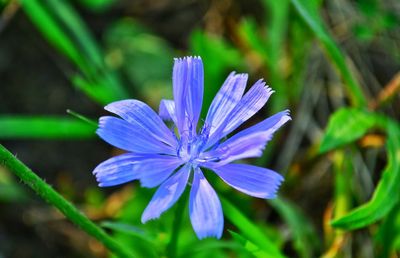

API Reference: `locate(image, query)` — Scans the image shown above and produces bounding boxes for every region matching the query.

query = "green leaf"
[291,0,367,108]
[269,198,320,258]
[374,201,400,257]
[331,121,400,230]
[229,230,271,258]
[319,108,377,153]
[101,221,154,243]
[332,150,353,219]
[0,116,96,139]
[221,197,285,258]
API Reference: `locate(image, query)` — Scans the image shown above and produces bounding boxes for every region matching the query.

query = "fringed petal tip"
[95,176,134,188]
[263,84,275,95]
[252,79,274,92]
[93,171,136,188]
[97,182,118,188]
[141,213,159,224]
[265,174,284,199]
[103,99,132,114]
[283,109,292,120]
[228,71,248,79]
[275,109,292,132]
[95,117,111,136]
[174,56,202,62]
[96,116,107,129]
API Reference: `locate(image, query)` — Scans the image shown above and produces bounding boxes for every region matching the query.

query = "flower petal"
[203,110,291,164]
[105,99,176,147]
[139,157,184,188]
[207,80,273,147]
[93,153,182,187]
[173,57,204,135]
[97,116,176,155]
[185,57,204,132]
[201,132,272,166]
[230,110,291,138]
[211,164,284,199]
[159,99,177,124]
[172,58,188,134]
[141,165,191,223]
[189,168,223,239]
[93,153,142,187]
[205,72,248,134]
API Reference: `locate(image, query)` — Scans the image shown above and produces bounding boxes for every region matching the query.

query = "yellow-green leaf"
[332,121,400,230]
[320,108,377,153]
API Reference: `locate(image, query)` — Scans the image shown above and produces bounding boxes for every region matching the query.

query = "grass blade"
[269,197,320,258]
[221,197,285,258]
[229,230,271,258]
[20,0,128,104]
[0,116,96,139]
[20,0,84,67]
[291,0,367,107]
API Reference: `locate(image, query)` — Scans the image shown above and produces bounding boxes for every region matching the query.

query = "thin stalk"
[67,109,97,127]
[166,190,188,258]
[0,144,134,258]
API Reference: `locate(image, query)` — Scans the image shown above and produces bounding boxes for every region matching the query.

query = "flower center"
[177,124,210,164]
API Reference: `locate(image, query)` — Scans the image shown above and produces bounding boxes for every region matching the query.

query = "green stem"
[166,190,188,258]
[0,144,134,258]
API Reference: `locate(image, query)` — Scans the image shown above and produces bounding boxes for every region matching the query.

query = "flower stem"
[166,190,188,258]
[0,144,134,258]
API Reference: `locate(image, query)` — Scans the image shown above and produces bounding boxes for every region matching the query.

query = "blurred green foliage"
[189,29,243,116]
[104,19,174,106]
[77,0,117,12]
[21,0,128,104]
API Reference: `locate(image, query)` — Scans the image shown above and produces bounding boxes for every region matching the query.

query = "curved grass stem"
[0,144,134,258]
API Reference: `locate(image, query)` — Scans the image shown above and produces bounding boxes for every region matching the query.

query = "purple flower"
[93,56,290,239]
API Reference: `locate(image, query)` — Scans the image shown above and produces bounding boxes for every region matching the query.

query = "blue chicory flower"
[93,56,291,239]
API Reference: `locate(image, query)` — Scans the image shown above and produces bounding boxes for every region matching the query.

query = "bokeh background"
[1,0,400,257]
